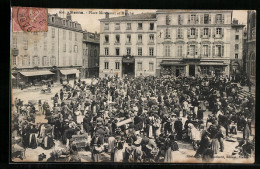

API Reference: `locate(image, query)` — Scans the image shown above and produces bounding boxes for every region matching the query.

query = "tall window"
[216,28,222,35]
[74,45,78,53]
[23,38,28,50]
[63,43,66,52]
[177,28,183,38]
[42,56,49,66]
[150,23,154,30]
[191,28,196,36]
[105,35,109,43]
[203,45,209,57]
[138,47,142,56]
[51,41,55,53]
[115,48,120,56]
[149,47,154,56]
[149,62,154,71]
[165,28,171,38]
[115,35,120,43]
[115,62,120,70]
[165,45,170,57]
[137,62,142,71]
[50,56,56,65]
[235,44,239,50]
[216,45,222,57]
[13,37,17,48]
[138,34,142,43]
[43,41,47,51]
[105,48,109,55]
[104,23,109,30]
[69,31,72,40]
[52,28,55,38]
[127,23,131,30]
[235,35,239,40]
[235,54,238,59]
[32,56,39,66]
[148,34,154,42]
[204,14,209,24]
[104,62,109,69]
[34,41,38,51]
[12,56,17,65]
[127,48,131,55]
[189,45,196,56]
[75,32,77,41]
[178,15,183,25]
[216,14,222,24]
[94,49,97,57]
[115,23,120,30]
[177,46,183,57]
[166,15,170,25]
[204,28,209,35]
[138,23,143,30]
[63,30,66,40]
[127,34,131,43]
[190,14,196,24]
[69,43,72,53]
[23,55,30,66]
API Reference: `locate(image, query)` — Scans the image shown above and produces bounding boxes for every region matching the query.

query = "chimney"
[125,10,129,16]
[105,12,109,19]
[67,12,71,20]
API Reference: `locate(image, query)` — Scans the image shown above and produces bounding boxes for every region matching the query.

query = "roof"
[100,13,156,22]
[156,10,233,14]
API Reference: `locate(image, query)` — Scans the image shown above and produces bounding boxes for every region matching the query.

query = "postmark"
[12,7,48,32]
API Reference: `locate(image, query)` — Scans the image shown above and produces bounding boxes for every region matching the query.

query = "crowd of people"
[11,75,255,162]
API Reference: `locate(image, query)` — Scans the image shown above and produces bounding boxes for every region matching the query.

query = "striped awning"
[60,69,79,75]
[20,70,54,77]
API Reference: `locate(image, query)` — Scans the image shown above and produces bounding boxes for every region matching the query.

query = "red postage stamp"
[12,7,48,32]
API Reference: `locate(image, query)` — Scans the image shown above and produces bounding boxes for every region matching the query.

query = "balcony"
[103,42,110,45]
[125,42,132,45]
[114,42,121,45]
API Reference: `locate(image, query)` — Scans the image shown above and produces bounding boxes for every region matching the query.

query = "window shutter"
[187,28,190,37]
[181,28,183,38]
[200,15,203,24]
[181,15,183,24]
[195,28,198,38]
[195,45,198,55]
[222,14,225,24]
[196,15,199,24]
[187,45,190,55]
[222,45,224,57]
[42,57,44,65]
[208,45,211,56]
[208,28,211,37]
[215,14,217,24]
[212,46,215,56]
[200,28,203,38]
[212,28,215,38]
[200,44,203,56]
[209,15,211,24]
[222,29,224,37]
[188,15,190,24]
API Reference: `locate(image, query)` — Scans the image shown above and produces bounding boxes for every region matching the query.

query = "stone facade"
[11,13,84,84]
[246,10,256,84]
[99,11,157,78]
[156,10,244,77]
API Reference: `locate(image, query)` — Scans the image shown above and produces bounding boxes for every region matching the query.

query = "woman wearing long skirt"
[114,142,124,162]
[164,141,179,163]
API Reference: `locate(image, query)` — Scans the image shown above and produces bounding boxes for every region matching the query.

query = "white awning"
[60,69,79,75]
[20,70,55,77]
[199,63,227,66]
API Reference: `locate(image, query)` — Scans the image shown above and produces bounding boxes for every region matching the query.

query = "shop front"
[160,61,186,77]
[122,55,135,78]
[60,69,80,80]
[18,70,55,86]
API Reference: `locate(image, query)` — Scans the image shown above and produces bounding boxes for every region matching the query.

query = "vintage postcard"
[10,7,256,163]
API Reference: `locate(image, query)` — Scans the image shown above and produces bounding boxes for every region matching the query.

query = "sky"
[48,9,247,33]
